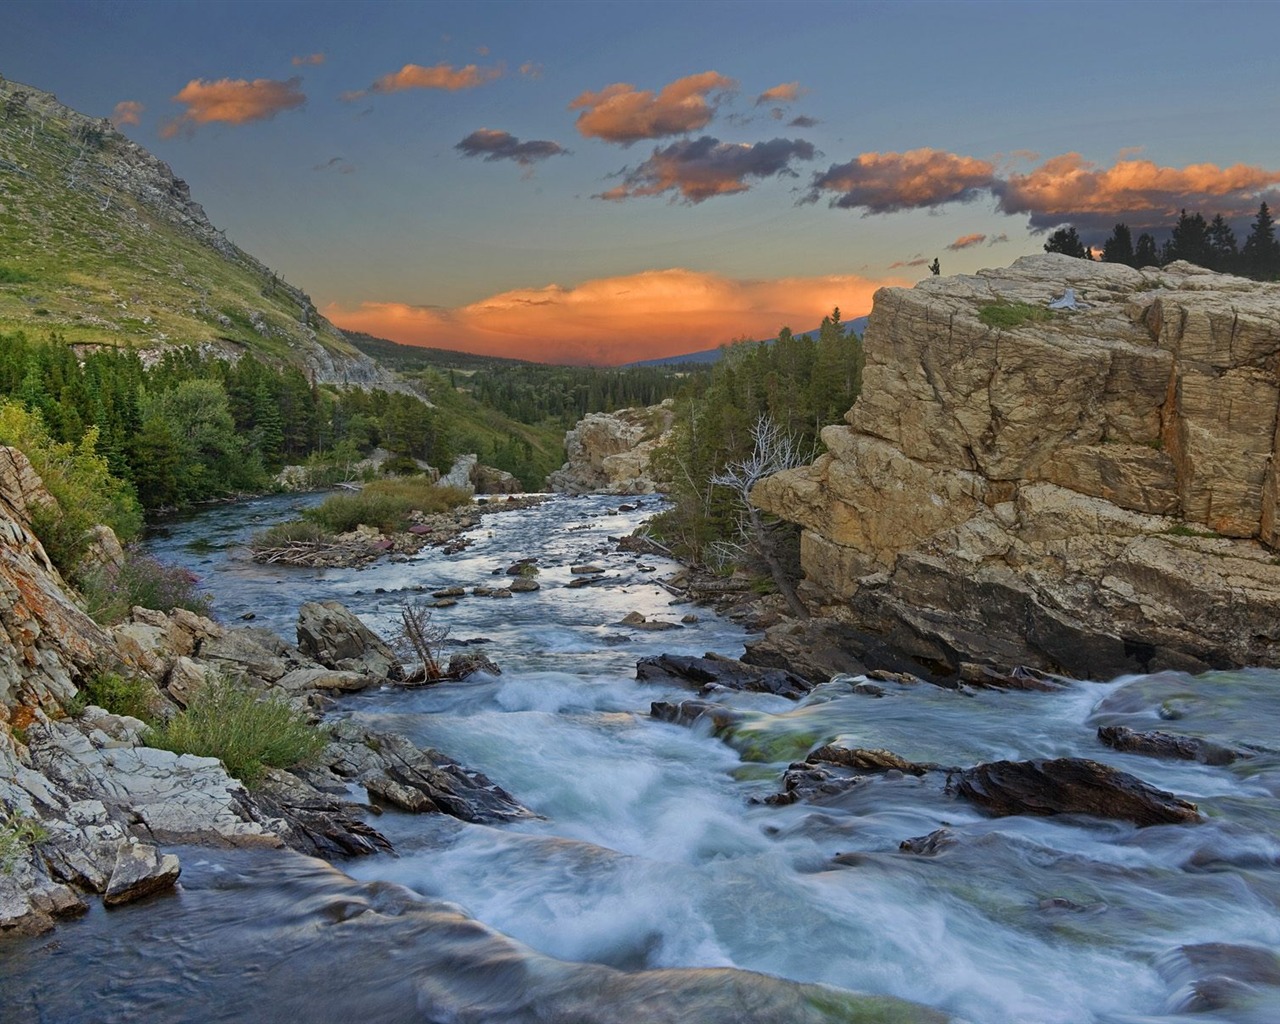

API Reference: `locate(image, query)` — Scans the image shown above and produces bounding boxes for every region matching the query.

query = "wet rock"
[570,564,605,574]
[618,612,680,631]
[325,722,533,824]
[809,745,936,776]
[251,769,391,859]
[635,653,812,700]
[509,578,540,593]
[296,601,400,680]
[948,757,1202,826]
[275,667,377,694]
[771,746,940,807]
[1096,724,1248,766]
[433,598,458,608]
[103,839,181,906]
[1157,942,1280,1014]
[506,558,538,575]
[566,575,607,588]
[650,699,745,732]
[681,613,699,624]
[957,663,1068,692]
[899,828,957,856]
[432,586,466,598]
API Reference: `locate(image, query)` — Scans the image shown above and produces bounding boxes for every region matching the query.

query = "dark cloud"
[455,129,568,168]
[597,136,815,204]
[806,149,996,213]
[788,114,819,128]
[313,156,355,174]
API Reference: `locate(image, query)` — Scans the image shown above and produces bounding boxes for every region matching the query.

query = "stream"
[3,492,1280,1023]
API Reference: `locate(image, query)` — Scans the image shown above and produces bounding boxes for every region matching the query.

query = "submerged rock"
[636,653,812,699]
[1096,724,1248,765]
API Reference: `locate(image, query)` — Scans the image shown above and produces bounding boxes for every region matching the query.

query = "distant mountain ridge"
[0,76,397,388]
[625,316,870,367]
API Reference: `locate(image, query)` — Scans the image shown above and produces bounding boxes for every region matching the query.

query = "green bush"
[303,481,470,534]
[81,672,159,722]
[77,545,212,625]
[978,301,1055,329]
[0,402,142,573]
[147,676,326,786]
[0,809,47,875]
[249,520,334,551]
[0,266,34,284]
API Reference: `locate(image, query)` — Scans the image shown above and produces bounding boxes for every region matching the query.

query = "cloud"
[992,153,1280,231]
[755,82,804,106]
[111,100,144,126]
[888,258,930,269]
[807,147,1280,235]
[988,233,1009,245]
[475,45,490,56]
[291,52,325,66]
[789,114,819,128]
[344,62,503,100]
[946,232,986,251]
[455,129,568,170]
[519,61,544,79]
[569,71,736,144]
[807,148,997,213]
[160,76,305,138]
[598,136,815,203]
[313,156,354,174]
[323,268,903,365]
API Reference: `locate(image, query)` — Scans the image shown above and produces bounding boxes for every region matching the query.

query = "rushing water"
[3,493,1280,1023]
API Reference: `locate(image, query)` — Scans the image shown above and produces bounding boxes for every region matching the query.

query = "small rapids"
[3,493,1280,1023]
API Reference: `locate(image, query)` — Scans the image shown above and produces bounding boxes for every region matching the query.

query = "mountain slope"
[625,316,870,367]
[0,77,395,387]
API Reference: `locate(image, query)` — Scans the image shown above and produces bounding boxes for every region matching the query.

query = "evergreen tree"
[1162,209,1212,267]
[1134,232,1160,267]
[1206,214,1238,272]
[1043,226,1087,258]
[1242,202,1280,280]
[1101,223,1135,267]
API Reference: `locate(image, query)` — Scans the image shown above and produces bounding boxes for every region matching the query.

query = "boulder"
[103,839,181,906]
[546,401,675,494]
[1096,725,1248,766]
[296,601,400,679]
[754,256,1280,677]
[947,757,1202,826]
[636,653,812,699]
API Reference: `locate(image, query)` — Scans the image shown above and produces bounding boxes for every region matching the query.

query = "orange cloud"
[519,61,544,79]
[346,62,502,100]
[161,76,305,137]
[111,100,144,126]
[995,153,1280,229]
[755,82,804,105]
[291,52,326,66]
[324,268,902,365]
[569,71,736,144]
[598,136,815,203]
[946,232,986,251]
[808,149,997,212]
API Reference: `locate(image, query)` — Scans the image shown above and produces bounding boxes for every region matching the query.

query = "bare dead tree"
[710,414,813,619]
[392,598,450,679]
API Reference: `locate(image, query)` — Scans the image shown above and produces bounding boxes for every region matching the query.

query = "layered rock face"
[547,400,675,494]
[754,254,1280,678]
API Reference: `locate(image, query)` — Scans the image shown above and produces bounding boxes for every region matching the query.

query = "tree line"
[1043,202,1280,279]
[0,331,453,511]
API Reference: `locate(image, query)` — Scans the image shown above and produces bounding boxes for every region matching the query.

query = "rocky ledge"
[547,400,675,494]
[754,255,1280,680]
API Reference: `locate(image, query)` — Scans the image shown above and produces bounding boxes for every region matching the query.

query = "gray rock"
[103,840,180,906]
[296,601,400,679]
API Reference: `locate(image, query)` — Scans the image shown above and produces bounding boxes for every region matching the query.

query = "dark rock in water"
[650,699,745,732]
[1096,724,1248,766]
[948,757,1202,826]
[252,769,393,859]
[957,662,1067,692]
[619,612,679,631]
[899,828,957,856]
[1156,942,1280,1014]
[570,564,605,574]
[744,618,949,686]
[635,653,812,699]
[432,586,466,598]
[506,558,538,575]
[447,652,501,679]
[566,575,607,589]
[509,577,540,592]
[809,745,936,776]
[326,722,535,825]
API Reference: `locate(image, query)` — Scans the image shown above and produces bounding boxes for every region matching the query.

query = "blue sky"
[4,0,1278,362]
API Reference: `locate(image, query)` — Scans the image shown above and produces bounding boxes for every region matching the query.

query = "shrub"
[248,520,333,551]
[147,676,326,786]
[0,266,34,284]
[303,481,470,534]
[0,809,47,875]
[81,672,159,722]
[77,544,212,625]
[0,403,143,572]
[978,301,1056,329]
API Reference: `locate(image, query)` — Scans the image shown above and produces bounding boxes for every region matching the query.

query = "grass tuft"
[303,481,471,534]
[978,301,1056,329]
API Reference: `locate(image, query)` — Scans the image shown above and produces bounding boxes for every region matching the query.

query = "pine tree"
[1206,214,1238,272]
[1163,209,1212,268]
[1043,226,1087,258]
[1134,233,1160,267]
[1101,223,1135,267]
[1242,202,1280,280]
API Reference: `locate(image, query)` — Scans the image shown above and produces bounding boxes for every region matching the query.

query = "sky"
[5,0,1280,364]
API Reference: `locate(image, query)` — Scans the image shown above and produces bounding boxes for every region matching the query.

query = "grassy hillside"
[0,78,367,373]
[344,331,533,373]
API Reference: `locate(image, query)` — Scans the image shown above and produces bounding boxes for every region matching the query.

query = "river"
[2,493,1279,1023]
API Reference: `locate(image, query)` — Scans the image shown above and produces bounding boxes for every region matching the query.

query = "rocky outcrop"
[754,255,1280,678]
[547,401,675,494]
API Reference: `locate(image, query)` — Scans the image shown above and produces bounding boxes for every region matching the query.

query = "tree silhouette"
[1206,214,1238,272]
[1242,202,1280,280]
[1044,226,1087,258]
[1163,210,1212,267]
[1101,224,1135,267]
[1134,233,1160,267]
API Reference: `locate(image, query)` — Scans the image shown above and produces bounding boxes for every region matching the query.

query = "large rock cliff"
[547,400,675,494]
[753,255,1280,679]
